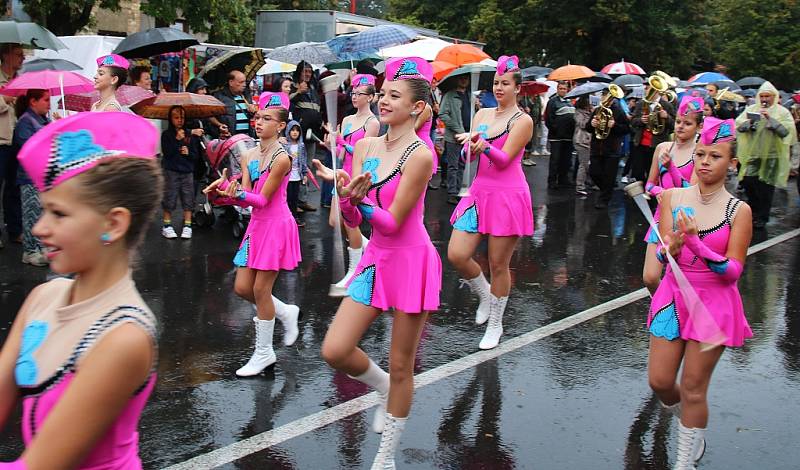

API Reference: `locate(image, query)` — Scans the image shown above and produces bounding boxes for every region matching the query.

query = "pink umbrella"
[601,59,646,76]
[0,70,94,96]
[59,85,155,113]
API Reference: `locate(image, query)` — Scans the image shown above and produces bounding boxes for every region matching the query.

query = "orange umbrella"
[431,60,458,81]
[548,64,594,81]
[131,92,226,119]
[435,44,490,66]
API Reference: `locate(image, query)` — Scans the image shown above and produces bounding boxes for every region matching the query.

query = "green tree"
[387,0,474,39]
[20,0,122,36]
[713,0,800,89]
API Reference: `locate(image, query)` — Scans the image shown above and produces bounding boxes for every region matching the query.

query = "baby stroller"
[196,134,258,238]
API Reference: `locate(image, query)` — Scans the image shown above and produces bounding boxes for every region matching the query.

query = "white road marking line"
[163,228,800,470]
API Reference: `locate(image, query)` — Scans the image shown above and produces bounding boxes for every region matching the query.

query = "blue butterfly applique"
[649,302,680,340]
[453,204,479,233]
[15,321,49,386]
[247,159,261,183]
[233,236,250,267]
[476,124,489,139]
[268,95,282,107]
[347,265,376,306]
[671,205,695,230]
[358,203,375,220]
[397,60,420,78]
[362,157,380,183]
[506,59,517,70]
[343,122,353,136]
[714,122,732,142]
[55,130,115,167]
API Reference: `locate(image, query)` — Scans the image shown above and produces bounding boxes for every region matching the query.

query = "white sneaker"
[22,251,49,267]
[162,226,178,239]
[181,226,192,239]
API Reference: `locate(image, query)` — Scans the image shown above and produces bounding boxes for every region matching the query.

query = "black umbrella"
[113,27,199,58]
[565,82,608,99]
[736,76,766,90]
[714,80,740,92]
[20,58,81,73]
[585,71,613,83]
[437,63,496,93]
[739,89,757,98]
[198,48,266,94]
[613,74,644,87]
[521,66,552,80]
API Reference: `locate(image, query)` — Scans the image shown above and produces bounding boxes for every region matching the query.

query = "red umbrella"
[0,70,94,96]
[131,92,226,119]
[60,85,155,113]
[601,59,646,75]
[520,81,549,96]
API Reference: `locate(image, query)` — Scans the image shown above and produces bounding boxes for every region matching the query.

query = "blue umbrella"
[688,72,732,84]
[327,25,417,55]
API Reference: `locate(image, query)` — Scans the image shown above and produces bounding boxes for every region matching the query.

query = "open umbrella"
[131,92,226,119]
[438,63,496,92]
[0,70,94,96]
[21,58,81,73]
[587,71,612,83]
[521,66,552,80]
[548,64,594,81]
[256,59,297,75]
[113,27,199,58]
[380,38,452,61]
[739,89,757,98]
[0,21,66,50]
[565,82,609,99]
[267,42,338,65]
[688,72,731,84]
[613,74,644,87]
[431,60,458,82]
[601,59,646,75]
[520,81,550,97]
[328,25,417,56]
[736,76,766,89]
[325,55,383,70]
[435,44,490,67]
[60,85,155,113]
[199,48,266,94]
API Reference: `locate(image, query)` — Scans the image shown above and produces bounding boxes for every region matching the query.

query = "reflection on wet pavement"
[1,162,799,469]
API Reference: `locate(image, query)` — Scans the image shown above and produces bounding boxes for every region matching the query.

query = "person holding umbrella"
[0,43,24,248]
[91,54,129,112]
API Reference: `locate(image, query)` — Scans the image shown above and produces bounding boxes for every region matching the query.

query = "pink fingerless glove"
[347,196,400,235]
[645,182,664,196]
[683,234,743,282]
[338,196,363,228]
[0,459,27,469]
[336,135,353,155]
[666,160,690,188]
[480,139,513,168]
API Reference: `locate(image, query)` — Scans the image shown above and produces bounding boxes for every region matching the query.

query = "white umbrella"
[256,59,296,75]
[379,38,452,61]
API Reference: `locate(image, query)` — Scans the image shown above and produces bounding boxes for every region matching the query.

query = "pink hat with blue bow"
[385,57,433,83]
[258,92,290,110]
[699,117,736,146]
[96,54,130,69]
[496,55,520,76]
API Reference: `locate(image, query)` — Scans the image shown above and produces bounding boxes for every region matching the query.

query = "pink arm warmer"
[480,139,514,169]
[340,195,400,235]
[683,234,744,282]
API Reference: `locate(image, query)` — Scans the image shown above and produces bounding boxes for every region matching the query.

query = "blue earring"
[100,233,112,246]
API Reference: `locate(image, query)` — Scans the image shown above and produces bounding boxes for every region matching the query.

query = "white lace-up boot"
[235,317,276,377]
[349,359,390,433]
[674,422,706,469]
[333,246,364,291]
[461,272,491,325]
[370,412,406,470]
[479,294,508,350]
[271,296,300,346]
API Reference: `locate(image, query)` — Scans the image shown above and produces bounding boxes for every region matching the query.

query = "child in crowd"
[284,120,308,227]
[161,105,201,239]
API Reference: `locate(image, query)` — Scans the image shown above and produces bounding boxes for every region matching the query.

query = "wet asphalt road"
[2,156,800,469]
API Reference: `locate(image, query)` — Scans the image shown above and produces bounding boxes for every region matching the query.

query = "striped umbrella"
[328,25,417,55]
[601,59,646,76]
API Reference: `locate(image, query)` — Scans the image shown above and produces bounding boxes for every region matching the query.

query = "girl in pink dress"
[320,57,440,469]
[642,96,704,294]
[447,55,534,350]
[648,117,753,469]
[205,92,301,377]
[319,74,380,294]
[0,112,162,469]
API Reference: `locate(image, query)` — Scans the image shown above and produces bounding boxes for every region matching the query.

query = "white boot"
[479,294,508,350]
[370,412,406,470]
[236,317,276,377]
[462,273,491,324]
[349,359,390,433]
[333,246,363,290]
[272,296,300,346]
[661,400,682,419]
[674,422,706,469]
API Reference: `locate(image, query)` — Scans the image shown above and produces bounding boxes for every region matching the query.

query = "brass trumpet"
[594,84,624,140]
[643,73,675,135]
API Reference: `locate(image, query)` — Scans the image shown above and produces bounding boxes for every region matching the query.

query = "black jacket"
[213,86,254,137]
[586,101,630,157]
[161,128,199,173]
[630,98,675,147]
[544,94,576,140]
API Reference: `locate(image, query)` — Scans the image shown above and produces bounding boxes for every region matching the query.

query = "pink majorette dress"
[14,273,157,469]
[214,143,301,271]
[648,185,753,347]
[338,115,377,176]
[341,136,442,313]
[645,142,695,243]
[450,110,534,236]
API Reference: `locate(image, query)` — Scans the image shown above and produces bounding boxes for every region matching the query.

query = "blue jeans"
[445,141,465,196]
[0,144,21,238]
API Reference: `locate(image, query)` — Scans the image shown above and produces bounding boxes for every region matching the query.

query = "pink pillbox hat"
[699,117,736,146]
[258,92,290,110]
[96,54,130,69]
[385,57,433,83]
